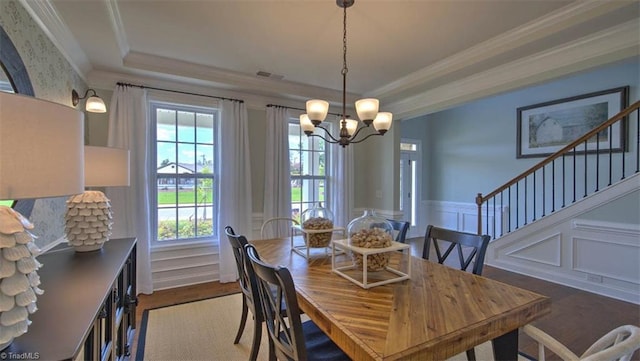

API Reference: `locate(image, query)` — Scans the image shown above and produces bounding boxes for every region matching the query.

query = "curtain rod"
[116,82,244,103]
[266,103,346,118]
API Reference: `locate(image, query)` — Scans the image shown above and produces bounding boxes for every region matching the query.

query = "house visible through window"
[289,120,328,222]
[152,103,217,243]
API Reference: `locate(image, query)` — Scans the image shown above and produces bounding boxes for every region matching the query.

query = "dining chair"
[422,225,491,361]
[224,226,263,361]
[245,243,350,361]
[387,219,410,243]
[521,324,640,361]
[260,217,300,239]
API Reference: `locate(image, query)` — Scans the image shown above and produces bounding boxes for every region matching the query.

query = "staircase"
[476,99,640,304]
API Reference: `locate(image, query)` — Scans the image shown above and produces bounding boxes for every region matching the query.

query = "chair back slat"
[387,219,410,243]
[423,225,491,275]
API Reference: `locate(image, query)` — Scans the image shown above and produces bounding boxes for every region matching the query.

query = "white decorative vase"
[64,191,112,252]
[0,206,44,349]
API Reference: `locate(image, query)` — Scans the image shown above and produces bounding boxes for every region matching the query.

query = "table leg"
[492,329,519,361]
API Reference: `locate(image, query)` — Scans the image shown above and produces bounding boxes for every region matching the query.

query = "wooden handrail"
[477,99,640,234]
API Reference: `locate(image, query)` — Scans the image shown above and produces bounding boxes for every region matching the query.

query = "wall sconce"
[0,91,84,349]
[65,146,130,252]
[71,88,106,113]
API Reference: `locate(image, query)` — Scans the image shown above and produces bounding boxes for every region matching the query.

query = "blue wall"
[402,58,639,206]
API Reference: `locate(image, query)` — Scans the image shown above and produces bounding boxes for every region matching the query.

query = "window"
[151,102,217,243]
[289,120,328,222]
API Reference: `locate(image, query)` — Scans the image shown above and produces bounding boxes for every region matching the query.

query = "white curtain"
[106,84,153,294]
[218,99,252,283]
[329,118,354,228]
[263,106,291,237]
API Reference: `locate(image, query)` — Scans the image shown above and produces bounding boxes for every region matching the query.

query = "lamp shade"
[355,98,379,122]
[345,118,358,136]
[0,92,84,200]
[85,96,106,113]
[306,99,329,124]
[299,114,315,134]
[84,146,130,187]
[373,112,393,132]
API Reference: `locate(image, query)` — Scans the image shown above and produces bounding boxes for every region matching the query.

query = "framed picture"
[516,86,628,158]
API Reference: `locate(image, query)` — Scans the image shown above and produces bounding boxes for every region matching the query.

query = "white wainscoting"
[421,200,504,238]
[151,241,219,290]
[422,197,640,304]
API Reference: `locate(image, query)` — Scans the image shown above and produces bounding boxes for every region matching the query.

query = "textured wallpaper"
[0,0,87,249]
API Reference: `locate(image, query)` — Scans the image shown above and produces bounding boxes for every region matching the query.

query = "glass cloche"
[300,202,334,248]
[347,209,394,271]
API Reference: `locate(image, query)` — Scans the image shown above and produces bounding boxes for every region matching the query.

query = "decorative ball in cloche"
[300,202,334,248]
[347,209,394,271]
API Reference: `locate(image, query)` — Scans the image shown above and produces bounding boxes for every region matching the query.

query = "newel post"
[475,193,483,235]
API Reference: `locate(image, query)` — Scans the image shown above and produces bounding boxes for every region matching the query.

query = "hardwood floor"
[133,239,639,360]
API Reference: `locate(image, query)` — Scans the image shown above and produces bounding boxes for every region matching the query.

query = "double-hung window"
[151,102,217,243]
[288,120,328,221]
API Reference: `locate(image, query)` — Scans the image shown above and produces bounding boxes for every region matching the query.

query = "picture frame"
[516,86,629,158]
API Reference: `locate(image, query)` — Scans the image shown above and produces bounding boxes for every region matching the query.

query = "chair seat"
[279,320,350,361]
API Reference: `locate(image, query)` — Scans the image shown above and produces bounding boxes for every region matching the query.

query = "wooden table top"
[251,238,551,361]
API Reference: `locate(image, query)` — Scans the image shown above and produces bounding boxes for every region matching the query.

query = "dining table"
[250,237,551,361]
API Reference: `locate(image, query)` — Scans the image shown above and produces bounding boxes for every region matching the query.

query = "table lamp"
[0,91,84,349]
[64,146,130,252]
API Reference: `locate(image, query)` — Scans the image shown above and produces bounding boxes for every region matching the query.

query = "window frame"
[149,100,219,246]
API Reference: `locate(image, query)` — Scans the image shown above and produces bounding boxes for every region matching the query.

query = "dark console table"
[4,237,137,361]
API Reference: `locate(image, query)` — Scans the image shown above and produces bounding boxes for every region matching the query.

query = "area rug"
[137,293,509,361]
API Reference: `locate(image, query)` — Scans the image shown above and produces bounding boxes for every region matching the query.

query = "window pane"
[316,179,325,202]
[158,178,178,206]
[177,111,195,143]
[290,150,301,176]
[177,206,196,239]
[157,142,176,169]
[196,144,214,173]
[196,113,215,144]
[157,109,176,142]
[177,143,195,171]
[158,208,177,241]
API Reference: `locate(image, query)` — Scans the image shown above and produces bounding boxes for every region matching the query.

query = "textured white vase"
[0,206,43,350]
[64,191,112,252]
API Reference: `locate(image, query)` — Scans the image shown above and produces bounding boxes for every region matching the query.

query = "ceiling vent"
[256,70,284,80]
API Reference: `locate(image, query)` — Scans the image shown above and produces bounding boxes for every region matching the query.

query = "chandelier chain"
[341,0,348,125]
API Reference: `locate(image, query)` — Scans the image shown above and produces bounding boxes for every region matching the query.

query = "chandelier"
[300,0,392,148]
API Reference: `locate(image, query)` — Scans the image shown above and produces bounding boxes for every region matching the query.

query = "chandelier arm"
[348,123,371,140]
[315,124,342,143]
[306,132,339,144]
[349,131,383,144]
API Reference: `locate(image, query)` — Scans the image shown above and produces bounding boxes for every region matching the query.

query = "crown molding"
[18,0,91,81]
[123,51,356,104]
[367,0,633,100]
[104,0,129,58]
[387,20,640,121]
[88,68,320,111]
